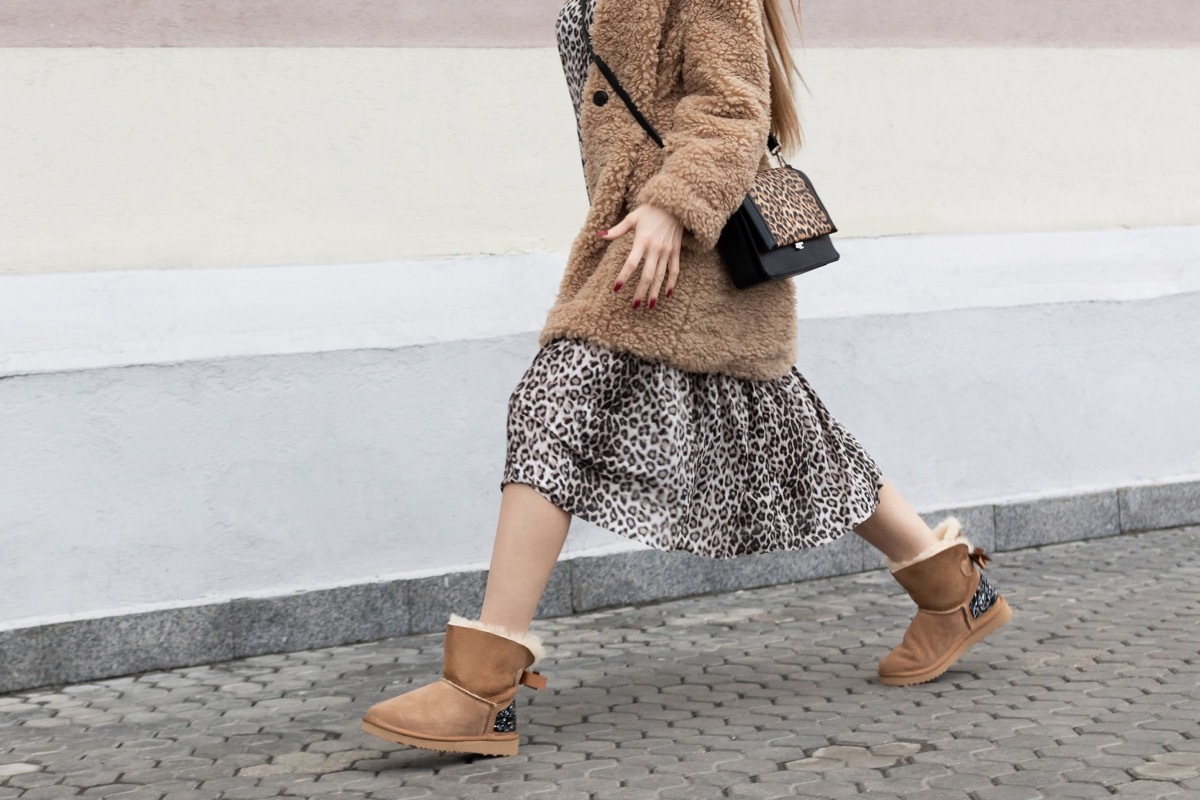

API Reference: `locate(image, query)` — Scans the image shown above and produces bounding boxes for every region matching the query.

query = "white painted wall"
[3,227,1200,377]
[2,228,1199,629]
[1,48,1198,274]
[2,38,1198,630]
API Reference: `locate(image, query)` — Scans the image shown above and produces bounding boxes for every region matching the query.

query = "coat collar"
[590,0,671,101]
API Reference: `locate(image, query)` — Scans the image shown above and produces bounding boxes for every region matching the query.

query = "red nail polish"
[649,298,656,309]
[632,300,640,310]
[666,288,673,298]
[596,229,608,237]
[613,281,622,292]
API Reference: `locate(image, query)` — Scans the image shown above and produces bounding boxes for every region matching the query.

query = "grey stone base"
[2,478,1197,695]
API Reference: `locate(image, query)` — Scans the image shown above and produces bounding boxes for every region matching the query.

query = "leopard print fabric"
[517,4,884,555]
[748,166,837,247]
[556,0,596,169]
[502,337,886,558]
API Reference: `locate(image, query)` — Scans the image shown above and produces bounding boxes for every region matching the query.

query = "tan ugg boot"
[878,517,1013,686]
[361,615,547,756]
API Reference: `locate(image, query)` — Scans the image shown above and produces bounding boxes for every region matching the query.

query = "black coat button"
[593,90,609,106]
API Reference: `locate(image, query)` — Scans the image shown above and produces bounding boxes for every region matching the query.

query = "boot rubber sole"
[360,721,518,756]
[878,595,1013,686]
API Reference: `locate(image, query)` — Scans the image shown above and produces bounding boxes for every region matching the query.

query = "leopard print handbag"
[584,14,839,289]
[716,137,839,289]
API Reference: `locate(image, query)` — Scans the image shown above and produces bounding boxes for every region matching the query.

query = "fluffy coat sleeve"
[634,0,772,250]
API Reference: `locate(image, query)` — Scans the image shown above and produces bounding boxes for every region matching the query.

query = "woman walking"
[361,0,1012,756]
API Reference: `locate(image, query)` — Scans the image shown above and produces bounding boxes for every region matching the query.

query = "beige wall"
[2,46,1198,274]
[2,0,1196,47]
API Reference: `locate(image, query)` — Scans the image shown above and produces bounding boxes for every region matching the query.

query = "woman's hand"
[597,203,683,310]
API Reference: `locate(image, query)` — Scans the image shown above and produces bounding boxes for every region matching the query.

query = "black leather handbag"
[583,18,839,289]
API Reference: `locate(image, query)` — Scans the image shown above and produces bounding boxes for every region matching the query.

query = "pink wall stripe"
[0,0,1197,48]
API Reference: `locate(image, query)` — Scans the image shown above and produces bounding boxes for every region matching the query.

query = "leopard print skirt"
[501,336,885,558]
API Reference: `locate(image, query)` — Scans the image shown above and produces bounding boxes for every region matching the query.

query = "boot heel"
[360,722,519,756]
[971,594,1013,641]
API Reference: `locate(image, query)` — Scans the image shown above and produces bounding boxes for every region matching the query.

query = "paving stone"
[2,527,1200,799]
[972,788,1047,800]
[1,773,60,790]
[80,785,144,797]
[19,790,84,800]
[1159,752,1200,767]
[60,772,123,789]
[1132,762,1200,781]
[1112,781,1189,797]
[1045,787,1115,800]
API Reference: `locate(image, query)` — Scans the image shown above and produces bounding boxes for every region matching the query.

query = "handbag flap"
[743,166,837,249]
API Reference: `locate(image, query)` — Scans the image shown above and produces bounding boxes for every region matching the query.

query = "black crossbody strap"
[590,52,665,148]
[580,9,780,154]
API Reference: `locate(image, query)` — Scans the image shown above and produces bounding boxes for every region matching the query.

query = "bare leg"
[479,483,572,634]
[359,482,569,753]
[853,477,940,564]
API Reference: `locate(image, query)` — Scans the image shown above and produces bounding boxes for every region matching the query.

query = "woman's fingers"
[645,247,669,309]
[619,240,647,303]
[665,239,680,299]
[606,208,639,293]
[598,213,633,242]
[631,238,670,309]
[602,204,683,309]
[642,225,681,308]
[633,242,662,309]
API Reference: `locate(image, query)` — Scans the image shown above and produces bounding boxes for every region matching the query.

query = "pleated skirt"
[501,336,885,558]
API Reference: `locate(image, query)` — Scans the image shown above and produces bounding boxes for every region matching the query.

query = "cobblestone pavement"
[3,526,1200,800]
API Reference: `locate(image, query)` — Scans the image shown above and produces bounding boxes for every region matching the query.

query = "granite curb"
[2,478,1197,695]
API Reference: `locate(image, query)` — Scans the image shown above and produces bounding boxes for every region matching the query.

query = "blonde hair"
[762,0,806,155]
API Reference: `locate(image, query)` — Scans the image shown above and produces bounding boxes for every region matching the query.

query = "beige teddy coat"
[538,0,798,381]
